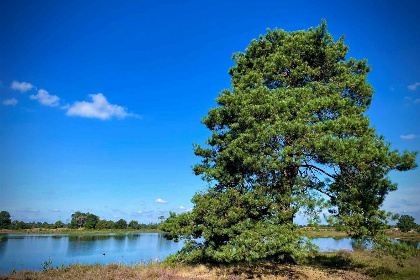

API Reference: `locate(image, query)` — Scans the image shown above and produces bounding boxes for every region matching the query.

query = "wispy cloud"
[50,209,62,212]
[66,93,139,120]
[2,98,18,106]
[178,206,186,210]
[11,81,34,92]
[400,134,418,140]
[155,198,168,204]
[404,96,420,104]
[400,199,418,207]
[408,82,420,91]
[16,208,39,213]
[30,89,60,107]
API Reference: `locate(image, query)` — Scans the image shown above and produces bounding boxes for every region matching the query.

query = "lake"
[0,233,418,274]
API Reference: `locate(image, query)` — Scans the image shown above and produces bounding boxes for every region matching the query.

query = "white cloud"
[2,98,18,106]
[113,215,118,218]
[66,93,139,120]
[50,209,62,212]
[30,89,60,107]
[408,82,420,91]
[137,211,143,214]
[11,81,34,92]
[178,206,186,210]
[155,198,168,204]
[400,134,418,140]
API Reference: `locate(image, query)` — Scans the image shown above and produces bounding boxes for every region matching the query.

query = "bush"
[397,215,416,233]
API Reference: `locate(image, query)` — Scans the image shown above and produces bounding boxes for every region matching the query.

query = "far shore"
[0,228,164,235]
[1,228,418,241]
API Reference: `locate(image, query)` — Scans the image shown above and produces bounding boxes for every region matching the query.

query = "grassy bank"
[2,228,418,241]
[301,228,420,241]
[0,229,164,235]
[1,251,418,280]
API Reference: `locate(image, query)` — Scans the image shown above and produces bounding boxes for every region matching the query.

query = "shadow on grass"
[217,262,307,279]
[306,250,397,279]
[308,251,359,269]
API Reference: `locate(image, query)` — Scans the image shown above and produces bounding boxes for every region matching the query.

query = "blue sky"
[1,0,419,224]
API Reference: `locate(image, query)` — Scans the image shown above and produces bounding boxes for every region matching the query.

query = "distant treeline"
[0,210,160,230]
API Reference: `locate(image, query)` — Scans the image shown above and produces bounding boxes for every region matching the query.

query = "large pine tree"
[161,21,417,264]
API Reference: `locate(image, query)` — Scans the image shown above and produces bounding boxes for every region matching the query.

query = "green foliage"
[161,20,417,264]
[397,215,416,233]
[70,211,87,229]
[96,220,114,230]
[41,257,53,271]
[113,219,128,229]
[128,220,140,229]
[372,234,418,266]
[0,211,11,229]
[54,220,64,229]
[84,213,99,229]
[70,212,99,229]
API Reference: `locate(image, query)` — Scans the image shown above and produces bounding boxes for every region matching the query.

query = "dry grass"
[0,262,370,280]
[1,251,418,280]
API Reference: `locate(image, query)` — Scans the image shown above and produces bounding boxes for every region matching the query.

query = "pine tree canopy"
[160,20,417,264]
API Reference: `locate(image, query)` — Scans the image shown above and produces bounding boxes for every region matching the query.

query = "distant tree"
[96,220,112,230]
[397,215,416,233]
[128,220,139,229]
[84,213,99,229]
[10,220,30,230]
[113,219,127,229]
[54,220,64,229]
[41,222,54,229]
[70,212,87,229]
[0,211,11,229]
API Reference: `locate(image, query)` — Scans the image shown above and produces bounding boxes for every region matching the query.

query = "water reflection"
[67,236,99,257]
[0,236,8,262]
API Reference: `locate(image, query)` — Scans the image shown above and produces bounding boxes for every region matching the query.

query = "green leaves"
[161,20,417,264]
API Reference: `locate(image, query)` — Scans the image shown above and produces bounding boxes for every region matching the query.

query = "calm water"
[0,233,418,274]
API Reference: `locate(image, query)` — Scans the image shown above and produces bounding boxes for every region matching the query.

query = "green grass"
[301,228,420,241]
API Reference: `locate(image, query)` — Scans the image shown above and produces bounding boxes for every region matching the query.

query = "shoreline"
[0,229,164,235]
[1,228,419,241]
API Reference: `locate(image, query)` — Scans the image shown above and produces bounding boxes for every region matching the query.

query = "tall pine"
[161,21,417,264]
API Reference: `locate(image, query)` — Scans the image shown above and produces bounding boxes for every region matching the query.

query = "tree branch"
[301,164,335,178]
